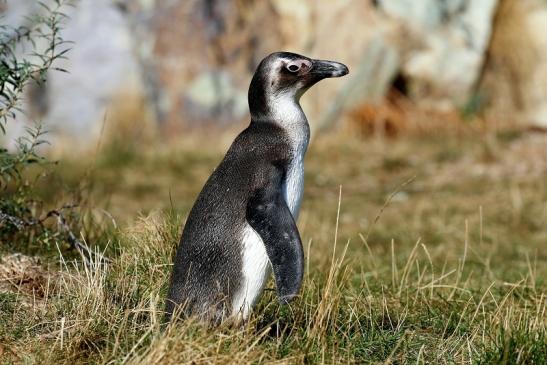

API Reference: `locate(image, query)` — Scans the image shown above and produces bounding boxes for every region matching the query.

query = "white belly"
[232,224,271,319]
[282,158,305,219]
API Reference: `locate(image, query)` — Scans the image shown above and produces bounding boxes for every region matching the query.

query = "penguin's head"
[249,52,349,120]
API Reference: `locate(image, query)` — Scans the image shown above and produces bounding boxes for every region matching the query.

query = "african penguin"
[165,52,349,323]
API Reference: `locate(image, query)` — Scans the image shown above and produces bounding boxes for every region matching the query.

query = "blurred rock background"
[2,0,547,150]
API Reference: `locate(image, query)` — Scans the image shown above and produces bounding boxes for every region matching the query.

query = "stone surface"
[46,0,142,136]
[8,0,547,147]
[522,4,547,127]
[184,71,247,125]
[379,0,499,105]
[480,0,547,128]
[3,0,143,150]
[146,0,283,128]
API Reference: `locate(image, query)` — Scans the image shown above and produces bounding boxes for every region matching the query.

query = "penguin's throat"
[252,92,307,126]
[271,93,306,124]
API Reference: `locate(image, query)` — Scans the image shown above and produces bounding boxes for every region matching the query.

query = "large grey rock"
[143,0,282,127]
[184,71,247,126]
[3,0,142,150]
[45,0,142,140]
[379,0,499,106]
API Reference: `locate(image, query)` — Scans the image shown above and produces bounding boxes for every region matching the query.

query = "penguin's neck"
[250,90,309,218]
[249,84,310,218]
[250,91,310,154]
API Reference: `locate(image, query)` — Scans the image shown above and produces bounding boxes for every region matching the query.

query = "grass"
[0,126,546,364]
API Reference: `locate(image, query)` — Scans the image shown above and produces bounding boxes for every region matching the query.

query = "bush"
[0,0,96,259]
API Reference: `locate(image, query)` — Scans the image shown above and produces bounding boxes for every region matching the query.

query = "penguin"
[165,52,348,323]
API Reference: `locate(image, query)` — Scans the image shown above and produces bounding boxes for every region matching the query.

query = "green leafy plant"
[0,0,71,130]
[0,0,102,261]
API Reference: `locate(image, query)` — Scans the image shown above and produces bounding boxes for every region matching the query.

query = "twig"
[46,208,110,264]
[0,205,110,265]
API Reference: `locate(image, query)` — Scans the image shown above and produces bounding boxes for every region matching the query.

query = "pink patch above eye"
[300,60,312,69]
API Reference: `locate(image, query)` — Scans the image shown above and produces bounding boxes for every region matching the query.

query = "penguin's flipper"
[246,171,304,303]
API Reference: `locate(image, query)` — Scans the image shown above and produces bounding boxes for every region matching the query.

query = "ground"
[0,125,546,364]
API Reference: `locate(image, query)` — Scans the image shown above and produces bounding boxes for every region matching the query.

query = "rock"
[184,71,247,125]
[481,0,547,128]
[379,0,499,105]
[317,35,400,131]
[522,4,547,127]
[3,0,144,151]
[379,0,449,28]
[147,0,283,128]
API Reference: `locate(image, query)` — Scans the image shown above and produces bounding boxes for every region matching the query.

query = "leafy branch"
[0,1,106,264]
[0,123,49,187]
[0,0,73,132]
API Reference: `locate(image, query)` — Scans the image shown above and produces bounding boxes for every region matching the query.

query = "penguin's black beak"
[311,59,349,78]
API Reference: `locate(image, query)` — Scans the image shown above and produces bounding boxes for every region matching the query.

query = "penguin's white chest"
[232,224,271,319]
[282,157,305,219]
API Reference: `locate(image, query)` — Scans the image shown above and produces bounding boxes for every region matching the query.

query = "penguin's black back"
[166,121,292,322]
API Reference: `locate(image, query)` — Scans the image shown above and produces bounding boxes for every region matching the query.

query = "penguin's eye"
[286,64,300,73]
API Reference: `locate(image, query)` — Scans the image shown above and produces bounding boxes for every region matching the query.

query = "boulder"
[3,0,144,151]
[378,0,499,106]
[145,0,283,128]
[480,0,547,128]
